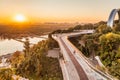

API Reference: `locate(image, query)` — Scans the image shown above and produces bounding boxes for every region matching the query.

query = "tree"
[96,24,112,34]
[113,23,120,32]
[0,68,13,80]
[10,51,24,68]
[16,39,62,79]
[67,27,74,32]
[74,25,82,30]
[99,32,120,52]
[23,38,30,57]
[86,39,96,59]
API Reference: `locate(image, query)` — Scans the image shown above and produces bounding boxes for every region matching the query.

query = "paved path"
[60,37,88,80]
[52,30,113,80]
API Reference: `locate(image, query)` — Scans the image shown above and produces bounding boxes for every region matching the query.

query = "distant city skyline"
[0,0,120,24]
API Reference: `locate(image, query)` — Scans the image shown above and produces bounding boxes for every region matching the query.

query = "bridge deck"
[60,37,88,80]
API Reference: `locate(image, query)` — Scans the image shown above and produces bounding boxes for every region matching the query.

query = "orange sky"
[0,0,120,24]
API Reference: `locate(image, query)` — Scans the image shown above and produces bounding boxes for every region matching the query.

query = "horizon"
[0,0,120,24]
[1,1,120,80]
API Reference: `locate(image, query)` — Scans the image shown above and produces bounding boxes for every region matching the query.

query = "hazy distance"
[0,0,120,24]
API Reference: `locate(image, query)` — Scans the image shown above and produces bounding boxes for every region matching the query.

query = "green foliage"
[51,28,74,34]
[23,38,30,57]
[51,29,62,34]
[16,35,62,80]
[68,22,120,79]
[99,33,120,51]
[10,51,24,68]
[74,24,95,30]
[0,68,14,80]
[16,40,48,78]
[96,24,112,34]
[74,25,82,30]
[40,57,63,80]
[48,34,59,49]
[113,23,120,32]
[99,32,120,79]
[78,34,100,57]
[67,27,74,32]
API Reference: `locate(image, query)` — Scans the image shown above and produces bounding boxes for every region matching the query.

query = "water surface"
[0,35,48,56]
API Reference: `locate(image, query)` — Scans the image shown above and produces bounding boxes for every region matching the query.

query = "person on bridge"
[73,50,76,54]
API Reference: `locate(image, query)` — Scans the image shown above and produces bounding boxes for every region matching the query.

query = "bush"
[0,68,14,80]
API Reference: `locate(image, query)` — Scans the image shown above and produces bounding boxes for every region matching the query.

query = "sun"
[14,14,27,22]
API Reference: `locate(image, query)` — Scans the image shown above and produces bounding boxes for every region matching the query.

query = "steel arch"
[107,9,120,27]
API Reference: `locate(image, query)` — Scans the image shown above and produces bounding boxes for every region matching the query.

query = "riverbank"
[0,34,48,56]
[0,53,12,61]
[0,33,63,80]
[0,33,48,40]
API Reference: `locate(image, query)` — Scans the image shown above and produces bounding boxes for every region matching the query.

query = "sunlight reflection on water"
[0,35,48,56]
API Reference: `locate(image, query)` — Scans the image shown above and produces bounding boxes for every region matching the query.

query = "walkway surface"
[52,30,113,80]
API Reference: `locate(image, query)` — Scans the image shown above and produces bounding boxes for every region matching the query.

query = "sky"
[0,0,120,24]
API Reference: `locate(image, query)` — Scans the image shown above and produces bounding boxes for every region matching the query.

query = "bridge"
[51,9,120,80]
[52,30,113,80]
[107,8,120,27]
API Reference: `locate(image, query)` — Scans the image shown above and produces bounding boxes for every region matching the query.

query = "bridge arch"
[107,9,120,28]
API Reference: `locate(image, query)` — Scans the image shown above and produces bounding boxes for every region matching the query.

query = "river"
[0,35,48,56]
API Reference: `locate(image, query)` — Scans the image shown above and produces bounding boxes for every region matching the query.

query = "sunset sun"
[14,14,27,22]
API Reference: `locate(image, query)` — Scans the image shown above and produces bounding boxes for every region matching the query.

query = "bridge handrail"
[66,35,113,80]
[52,30,113,80]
